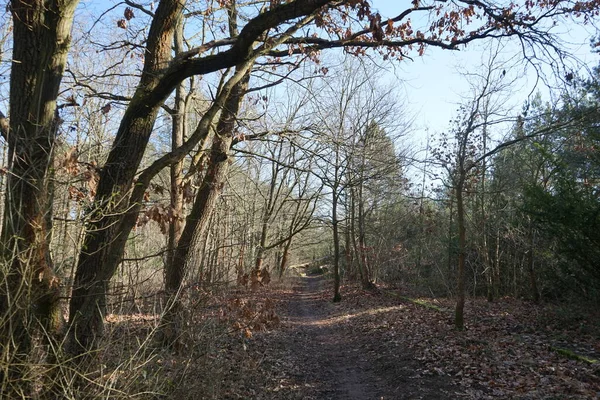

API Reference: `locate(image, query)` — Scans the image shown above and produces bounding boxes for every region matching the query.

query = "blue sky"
[72,0,598,154]
[370,0,599,149]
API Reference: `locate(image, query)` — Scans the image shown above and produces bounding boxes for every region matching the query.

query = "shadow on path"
[266,275,456,400]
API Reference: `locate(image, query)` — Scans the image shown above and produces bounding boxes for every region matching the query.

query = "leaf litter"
[104,276,600,399]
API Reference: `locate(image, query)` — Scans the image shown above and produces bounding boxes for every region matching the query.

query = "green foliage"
[519,69,600,299]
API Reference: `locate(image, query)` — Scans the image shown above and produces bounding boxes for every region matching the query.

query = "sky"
[369,0,599,151]
[71,0,599,164]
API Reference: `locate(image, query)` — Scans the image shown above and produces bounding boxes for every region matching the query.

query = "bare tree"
[308,57,405,299]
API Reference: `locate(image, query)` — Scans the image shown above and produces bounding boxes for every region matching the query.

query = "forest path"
[258,274,457,400]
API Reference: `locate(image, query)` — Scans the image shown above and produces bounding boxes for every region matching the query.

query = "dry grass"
[1,275,295,399]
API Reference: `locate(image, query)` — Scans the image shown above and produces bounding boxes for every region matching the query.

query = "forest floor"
[245,274,457,399]
[131,273,600,399]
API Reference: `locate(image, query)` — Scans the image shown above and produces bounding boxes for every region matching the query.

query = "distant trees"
[307,58,405,300]
[520,73,600,298]
[250,138,320,277]
[469,74,600,303]
[432,49,518,329]
[425,52,599,328]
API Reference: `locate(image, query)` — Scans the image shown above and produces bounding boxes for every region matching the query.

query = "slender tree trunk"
[344,222,353,276]
[455,178,467,331]
[479,194,494,302]
[159,69,250,348]
[479,125,495,302]
[166,18,186,282]
[255,141,289,271]
[332,181,342,303]
[255,174,278,270]
[527,219,540,303]
[357,182,375,290]
[279,239,292,279]
[494,229,501,296]
[328,129,343,302]
[349,186,364,282]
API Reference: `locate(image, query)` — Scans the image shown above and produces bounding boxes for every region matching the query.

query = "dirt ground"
[249,275,458,399]
[166,273,600,399]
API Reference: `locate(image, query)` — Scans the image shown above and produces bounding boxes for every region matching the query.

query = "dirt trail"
[260,275,457,400]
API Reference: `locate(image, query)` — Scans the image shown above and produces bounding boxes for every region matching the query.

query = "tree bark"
[166,17,187,284]
[332,178,342,302]
[0,0,77,392]
[158,69,250,348]
[455,178,467,331]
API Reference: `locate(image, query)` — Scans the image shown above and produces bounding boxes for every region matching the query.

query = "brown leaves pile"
[335,284,600,399]
[224,297,280,339]
[237,267,272,290]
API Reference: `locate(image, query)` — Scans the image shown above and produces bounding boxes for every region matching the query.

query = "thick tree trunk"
[67,0,187,356]
[66,0,331,356]
[0,0,77,393]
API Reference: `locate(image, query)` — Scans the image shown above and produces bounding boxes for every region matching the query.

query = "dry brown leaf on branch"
[61,146,79,175]
[124,7,135,20]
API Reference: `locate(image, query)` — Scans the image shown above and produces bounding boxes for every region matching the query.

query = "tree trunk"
[255,171,278,270]
[455,179,467,331]
[344,221,353,277]
[332,181,342,303]
[356,182,376,290]
[158,69,250,348]
[66,0,187,356]
[0,0,77,393]
[349,186,364,282]
[447,195,454,284]
[279,239,292,279]
[527,219,540,303]
[166,18,187,283]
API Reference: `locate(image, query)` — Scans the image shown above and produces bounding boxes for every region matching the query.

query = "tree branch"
[0,110,8,141]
